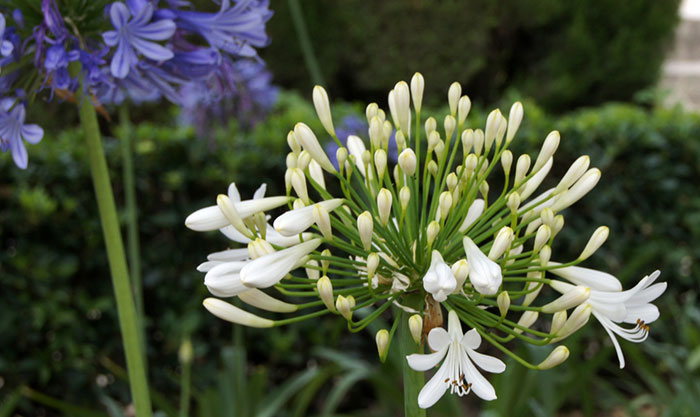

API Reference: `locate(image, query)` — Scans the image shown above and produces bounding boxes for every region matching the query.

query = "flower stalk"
[400,293,425,417]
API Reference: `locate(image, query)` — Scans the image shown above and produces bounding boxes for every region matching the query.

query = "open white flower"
[422,250,457,302]
[463,237,502,295]
[407,310,506,408]
[550,269,665,368]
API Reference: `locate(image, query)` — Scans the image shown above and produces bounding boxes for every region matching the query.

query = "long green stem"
[119,105,147,365]
[400,293,426,417]
[79,91,153,417]
[287,0,324,85]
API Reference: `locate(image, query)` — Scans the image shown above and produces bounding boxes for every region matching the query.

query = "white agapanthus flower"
[185,73,665,410]
[407,310,505,407]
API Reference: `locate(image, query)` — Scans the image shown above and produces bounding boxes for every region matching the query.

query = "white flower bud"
[479,181,490,199]
[399,186,411,211]
[579,226,609,260]
[357,211,374,250]
[290,168,309,203]
[294,122,336,173]
[241,239,322,288]
[377,108,386,122]
[394,130,406,151]
[305,259,320,280]
[444,115,456,141]
[550,310,567,335]
[438,191,453,220]
[458,95,472,125]
[312,85,335,137]
[410,72,425,113]
[428,160,438,176]
[362,149,371,169]
[335,294,355,320]
[273,199,343,236]
[501,150,513,175]
[497,291,510,317]
[473,129,484,156]
[553,155,590,195]
[292,198,306,210]
[451,259,469,290]
[533,131,560,173]
[448,81,462,116]
[459,198,485,232]
[374,150,387,182]
[394,81,411,133]
[551,215,565,237]
[550,168,601,212]
[542,283,590,313]
[317,276,336,312]
[539,245,552,266]
[321,249,331,274]
[488,226,514,260]
[427,130,440,152]
[464,237,502,295]
[365,102,378,123]
[369,116,383,149]
[519,157,553,201]
[287,130,301,154]
[484,109,502,152]
[540,207,554,227]
[393,164,401,186]
[203,298,274,328]
[507,192,521,212]
[336,147,348,170]
[495,113,507,147]
[286,152,297,169]
[366,252,380,279]
[522,272,544,306]
[308,159,325,189]
[312,203,332,239]
[514,311,539,334]
[538,346,570,370]
[248,238,274,259]
[446,173,459,191]
[464,153,478,174]
[514,154,531,186]
[427,221,440,246]
[377,188,393,225]
[461,129,474,154]
[553,304,592,341]
[217,194,252,238]
[408,314,423,344]
[375,329,390,362]
[534,225,551,252]
[506,102,523,144]
[398,148,417,176]
[296,150,311,171]
[425,117,437,137]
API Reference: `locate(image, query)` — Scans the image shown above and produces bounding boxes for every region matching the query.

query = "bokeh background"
[2,0,700,416]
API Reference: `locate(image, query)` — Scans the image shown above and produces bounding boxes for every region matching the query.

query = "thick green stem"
[287,0,324,85]
[400,293,426,417]
[79,93,153,417]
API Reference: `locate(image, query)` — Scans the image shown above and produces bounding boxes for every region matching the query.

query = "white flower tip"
[203,298,274,328]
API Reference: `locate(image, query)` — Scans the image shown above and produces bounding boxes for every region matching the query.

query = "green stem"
[79,92,153,416]
[287,0,324,85]
[178,362,191,417]
[119,105,147,366]
[400,293,426,417]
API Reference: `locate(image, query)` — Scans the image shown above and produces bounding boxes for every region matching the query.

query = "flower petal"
[129,36,174,61]
[427,328,450,351]
[406,347,447,371]
[240,238,322,288]
[463,356,498,401]
[461,328,481,350]
[416,363,450,409]
[10,133,27,169]
[548,263,622,292]
[21,124,43,144]
[110,2,130,29]
[466,349,506,373]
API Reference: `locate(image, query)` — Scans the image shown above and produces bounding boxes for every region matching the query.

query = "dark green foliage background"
[263,0,680,111]
[2,90,700,415]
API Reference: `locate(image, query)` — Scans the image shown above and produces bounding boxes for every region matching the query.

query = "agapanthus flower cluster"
[185,73,666,409]
[0,0,275,168]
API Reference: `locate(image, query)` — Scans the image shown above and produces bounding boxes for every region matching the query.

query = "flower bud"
[522,272,544,306]
[286,152,297,169]
[296,150,311,171]
[446,172,459,191]
[427,130,440,152]
[394,130,406,151]
[448,81,462,116]
[377,108,386,122]
[399,186,411,211]
[506,102,523,144]
[178,338,194,365]
[438,191,453,220]
[394,81,411,133]
[540,207,554,227]
[427,160,438,176]
[321,249,331,274]
[579,226,609,260]
[458,95,472,125]
[551,215,565,237]
[542,284,590,313]
[551,168,601,212]
[514,154,531,186]
[203,298,274,328]
[357,211,374,251]
[534,225,551,252]
[366,252,380,279]
[294,122,336,173]
[427,221,440,246]
[538,346,570,370]
[444,115,456,141]
[479,180,489,199]
[317,276,336,312]
[553,155,590,195]
[462,129,474,154]
[488,226,514,260]
[312,203,332,239]
[376,188,393,225]
[309,159,325,189]
[292,198,306,210]
[335,294,355,320]
[533,131,560,173]
[305,259,320,280]
[434,139,446,159]
[501,150,513,175]
[369,116,383,149]
[408,314,423,344]
[459,198,485,233]
[473,129,485,156]
[248,238,275,259]
[550,310,567,335]
[287,130,301,154]
[514,311,539,334]
[374,149,387,179]
[495,114,507,147]
[290,168,309,203]
[506,192,520,212]
[336,147,348,170]
[365,102,378,122]
[313,85,335,137]
[553,304,591,341]
[484,109,502,152]
[217,194,252,238]
[398,148,417,176]
[375,329,390,362]
[539,245,552,266]
[451,259,469,290]
[425,116,437,137]
[497,291,510,317]
[411,72,425,113]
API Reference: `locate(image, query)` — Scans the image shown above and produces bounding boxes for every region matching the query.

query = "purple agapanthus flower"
[0,99,44,169]
[43,43,80,92]
[102,2,176,79]
[0,14,15,58]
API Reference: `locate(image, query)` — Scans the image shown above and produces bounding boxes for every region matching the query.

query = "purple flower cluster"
[0,0,276,169]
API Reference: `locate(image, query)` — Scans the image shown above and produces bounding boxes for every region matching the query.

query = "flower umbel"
[185,73,666,408]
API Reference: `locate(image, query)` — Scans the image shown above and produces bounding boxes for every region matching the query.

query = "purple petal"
[129,37,174,61]
[0,13,5,35]
[102,30,120,46]
[110,2,130,29]
[126,0,148,15]
[111,41,135,79]
[10,133,27,169]
[22,124,43,144]
[0,40,12,57]
[130,3,154,27]
[130,19,176,41]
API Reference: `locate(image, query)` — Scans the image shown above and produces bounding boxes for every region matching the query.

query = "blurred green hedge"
[1,91,699,414]
[263,0,680,111]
